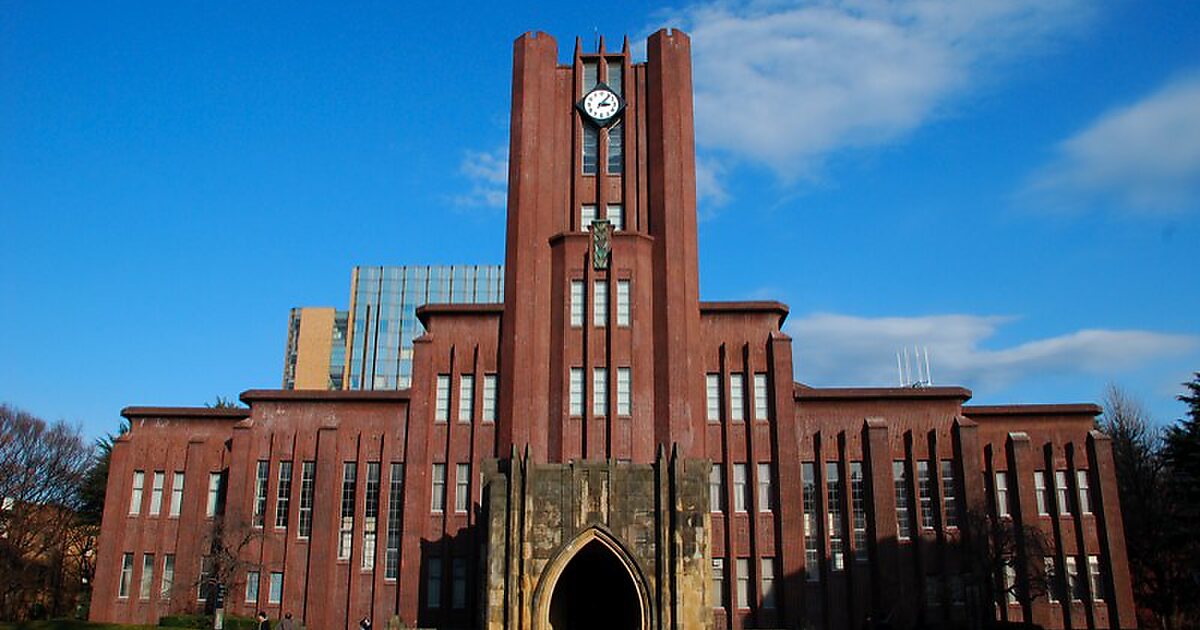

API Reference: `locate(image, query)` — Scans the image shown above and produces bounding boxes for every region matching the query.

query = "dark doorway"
[548,540,642,630]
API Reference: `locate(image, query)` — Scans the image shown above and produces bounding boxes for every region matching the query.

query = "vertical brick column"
[864,418,899,622]
[1006,431,1046,627]
[1087,431,1135,629]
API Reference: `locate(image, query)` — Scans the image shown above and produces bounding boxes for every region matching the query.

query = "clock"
[577,83,624,126]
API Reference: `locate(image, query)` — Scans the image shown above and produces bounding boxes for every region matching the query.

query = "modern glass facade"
[282,307,349,390]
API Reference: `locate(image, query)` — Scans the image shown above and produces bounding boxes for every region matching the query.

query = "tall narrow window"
[362,462,380,570]
[709,464,725,512]
[736,558,750,609]
[482,374,498,422]
[385,463,405,579]
[712,558,726,608]
[161,555,175,599]
[458,374,475,423]
[593,368,608,416]
[616,279,630,325]
[245,571,260,603]
[917,460,934,529]
[452,558,468,610]
[427,556,443,609]
[140,553,154,600]
[1067,556,1084,601]
[268,572,283,604]
[616,367,631,415]
[581,204,596,228]
[149,472,164,516]
[605,60,622,95]
[253,461,269,527]
[761,558,777,609]
[198,556,212,602]
[757,463,773,512]
[569,368,584,416]
[593,281,608,326]
[894,461,912,540]
[753,373,769,421]
[607,123,624,174]
[455,463,470,513]
[1055,470,1072,516]
[1003,565,1017,604]
[733,464,749,512]
[827,462,844,570]
[570,280,585,327]
[1076,470,1092,515]
[1088,555,1104,601]
[298,461,315,538]
[206,472,221,518]
[941,459,959,529]
[850,461,868,562]
[729,373,745,422]
[275,461,292,529]
[119,553,134,598]
[169,472,184,517]
[130,471,145,515]
[582,126,598,175]
[995,471,1011,518]
[1046,557,1060,603]
[1035,471,1049,516]
[583,60,598,92]
[431,463,446,512]
[706,374,721,421]
[802,462,820,581]
[435,375,450,422]
[338,462,357,560]
[608,203,625,231]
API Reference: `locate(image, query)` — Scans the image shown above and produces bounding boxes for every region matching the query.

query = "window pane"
[616,280,630,325]
[570,280,585,327]
[569,368,584,416]
[607,123,623,174]
[894,461,911,540]
[616,367,631,416]
[753,373,769,421]
[432,463,446,512]
[729,374,744,421]
[802,463,819,581]
[593,368,608,416]
[593,281,608,326]
[706,374,720,421]
[459,375,475,423]
[435,375,450,422]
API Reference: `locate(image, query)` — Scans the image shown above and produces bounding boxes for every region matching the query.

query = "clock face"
[581,87,623,124]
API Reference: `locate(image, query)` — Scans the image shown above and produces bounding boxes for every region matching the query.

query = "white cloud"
[785,312,1197,391]
[1027,73,1200,213]
[453,147,508,209]
[665,0,1087,178]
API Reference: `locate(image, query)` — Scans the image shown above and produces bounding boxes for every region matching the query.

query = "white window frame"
[482,374,498,422]
[753,373,769,421]
[569,280,584,327]
[1035,471,1049,516]
[119,553,133,598]
[269,572,283,604]
[616,367,631,416]
[569,367,584,416]
[593,280,608,326]
[149,471,164,516]
[435,374,451,422]
[616,279,630,326]
[733,464,748,513]
[140,553,154,600]
[593,367,608,416]
[432,463,447,513]
[455,463,470,513]
[735,558,750,609]
[161,554,175,599]
[761,557,777,609]
[1088,555,1104,601]
[607,203,624,231]
[206,472,220,518]
[245,570,259,604]
[169,471,184,517]
[130,471,145,515]
[1076,469,1092,515]
[995,471,1010,518]
[729,373,745,422]
[581,203,596,228]
[756,463,773,513]
[709,463,725,512]
[458,374,475,423]
[705,373,720,422]
[1055,470,1071,516]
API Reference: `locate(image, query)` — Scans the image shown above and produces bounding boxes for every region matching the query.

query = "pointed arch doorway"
[535,528,650,630]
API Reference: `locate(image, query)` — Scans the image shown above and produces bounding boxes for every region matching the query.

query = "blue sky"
[2,1,1198,440]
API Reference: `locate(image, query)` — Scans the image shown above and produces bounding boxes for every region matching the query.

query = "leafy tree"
[79,422,129,526]
[960,507,1053,624]
[206,396,243,409]
[1158,374,1200,628]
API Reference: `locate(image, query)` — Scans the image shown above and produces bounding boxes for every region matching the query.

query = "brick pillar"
[1087,431,1135,629]
[1006,431,1050,628]
[864,418,899,622]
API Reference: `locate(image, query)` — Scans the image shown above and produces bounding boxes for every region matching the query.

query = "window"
[616,367,631,416]
[338,462,357,560]
[253,461,269,527]
[432,463,447,512]
[245,571,260,604]
[583,60,598,92]
[452,558,468,609]
[130,471,144,515]
[149,472,164,516]
[705,374,720,421]
[1067,556,1084,601]
[269,572,283,604]
[593,368,608,416]
[733,464,749,513]
[275,462,292,528]
[458,374,475,423]
[435,375,450,422]
[608,204,625,232]
[995,471,1011,518]
[941,459,959,529]
[712,558,726,608]
[206,472,221,518]
[363,462,380,569]
[570,280,585,327]
[827,462,844,570]
[1035,471,1049,516]
[894,461,912,540]
[198,556,213,602]
[1055,470,1072,516]
[427,557,443,609]
[802,462,820,581]
[1088,555,1104,601]
[385,463,405,579]
[753,373,769,421]
[119,553,134,598]
[616,279,630,325]
[455,464,470,513]
[607,123,624,174]
[1077,470,1092,515]
[169,472,184,517]
[569,368,584,416]
[1003,565,1017,604]
[709,464,725,512]
[761,558,777,608]
[729,373,745,422]
[850,461,868,562]
[593,281,608,326]
[1046,557,1060,603]
[161,555,175,599]
[298,461,315,538]
[582,126,598,175]
[735,558,750,609]
[757,463,773,512]
[140,553,154,600]
[483,374,498,422]
[917,460,934,529]
[581,204,596,227]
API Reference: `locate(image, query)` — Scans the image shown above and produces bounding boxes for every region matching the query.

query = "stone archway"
[534,528,650,630]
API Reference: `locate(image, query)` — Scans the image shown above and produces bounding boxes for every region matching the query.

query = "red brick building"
[91,30,1135,630]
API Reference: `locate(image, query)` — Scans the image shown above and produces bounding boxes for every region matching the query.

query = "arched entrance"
[535,528,649,630]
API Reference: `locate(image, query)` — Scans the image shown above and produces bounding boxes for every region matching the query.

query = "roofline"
[240,389,412,403]
[700,301,789,327]
[415,303,504,328]
[121,407,251,420]
[964,403,1102,416]
[794,383,972,401]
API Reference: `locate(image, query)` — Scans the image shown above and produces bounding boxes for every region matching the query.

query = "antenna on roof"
[897,345,934,388]
[593,27,600,53]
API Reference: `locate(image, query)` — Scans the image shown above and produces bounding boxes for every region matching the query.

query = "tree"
[960,507,1054,625]
[1158,374,1200,628]
[206,397,243,409]
[79,422,129,526]
[198,514,265,629]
